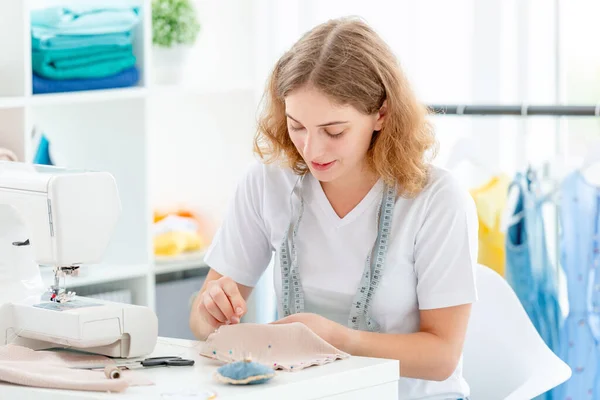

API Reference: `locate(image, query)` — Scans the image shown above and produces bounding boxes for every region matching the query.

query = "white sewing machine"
[0,161,157,358]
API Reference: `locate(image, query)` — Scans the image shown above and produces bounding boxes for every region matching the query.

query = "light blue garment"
[554,171,600,399]
[31,7,140,37]
[505,169,562,400]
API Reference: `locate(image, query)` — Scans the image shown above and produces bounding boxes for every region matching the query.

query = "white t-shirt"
[204,160,479,400]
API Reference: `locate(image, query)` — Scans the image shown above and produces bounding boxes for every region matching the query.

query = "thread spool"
[104,365,121,379]
[0,147,17,161]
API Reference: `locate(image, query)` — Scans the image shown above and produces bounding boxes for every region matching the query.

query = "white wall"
[148,90,256,225]
[148,1,260,233]
[148,0,593,322]
[148,0,561,220]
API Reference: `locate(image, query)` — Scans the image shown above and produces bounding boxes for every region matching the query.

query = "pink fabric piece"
[0,344,153,392]
[199,322,350,371]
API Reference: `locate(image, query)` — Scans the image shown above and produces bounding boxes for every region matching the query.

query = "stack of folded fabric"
[31,6,141,94]
[153,208,211,258]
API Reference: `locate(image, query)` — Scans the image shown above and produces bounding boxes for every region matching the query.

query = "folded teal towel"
[34,44,132,67]
[31,6,140,37]
[32,46,136,80]
[32,31,132,50]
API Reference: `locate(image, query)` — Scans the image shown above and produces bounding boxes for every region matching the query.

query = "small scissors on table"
[73,355,195,371]
[140,356,195,367]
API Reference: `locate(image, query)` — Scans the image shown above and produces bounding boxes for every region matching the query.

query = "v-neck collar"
[306,173,385,228]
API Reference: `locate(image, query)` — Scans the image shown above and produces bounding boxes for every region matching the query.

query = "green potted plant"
[151,0,201,84]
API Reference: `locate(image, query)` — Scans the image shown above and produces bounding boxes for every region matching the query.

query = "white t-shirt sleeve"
[203,162,273,287]
[414,173,479,310]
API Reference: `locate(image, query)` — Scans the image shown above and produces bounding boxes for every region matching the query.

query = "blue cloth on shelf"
[31,6,140,37]
[31,7,139,51]
[32,45,136,80]
[32,31,133,51]
[32,134,53,166]
[32,66,139,94]
[32,44,133,68]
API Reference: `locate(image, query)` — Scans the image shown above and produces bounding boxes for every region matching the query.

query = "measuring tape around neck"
[279,178,397,332]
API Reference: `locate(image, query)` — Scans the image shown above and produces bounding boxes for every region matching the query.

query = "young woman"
[190,17,478,400]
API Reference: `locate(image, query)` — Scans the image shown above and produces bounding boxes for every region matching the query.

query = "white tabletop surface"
[0,337,399,399]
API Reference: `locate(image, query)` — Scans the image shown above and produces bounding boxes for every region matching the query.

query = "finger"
[197,301,221,328]
[202,294,228,323]
[221,278,246,318]
[209,285,236,322]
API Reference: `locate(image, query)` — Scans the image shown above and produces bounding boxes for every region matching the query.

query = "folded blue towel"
[31,6,140,37]
[32,66,140,94]
[32,31,133,50]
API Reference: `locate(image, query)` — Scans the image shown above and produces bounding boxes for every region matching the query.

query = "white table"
[0,337,399,399]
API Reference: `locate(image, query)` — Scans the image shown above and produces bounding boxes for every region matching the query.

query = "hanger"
[582,144,600,168]
[499,173,522,234]
[499,106,530,234]
[573,103,600,186]
[577,102,600,186]
[579,138,600,187]
[500,160,567,233]
[446,136,516,229]
[445,136,496,175]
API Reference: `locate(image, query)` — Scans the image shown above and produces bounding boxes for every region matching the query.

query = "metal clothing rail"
[427,104,600,117]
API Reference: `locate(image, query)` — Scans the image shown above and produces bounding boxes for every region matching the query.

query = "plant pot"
[152,45,192,85]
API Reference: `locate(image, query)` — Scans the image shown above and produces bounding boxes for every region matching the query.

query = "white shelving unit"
[0,0,263,319]
[0,0,277,337]
[0,0,159,308]
[28,87,149,106]
[154,250,208,276]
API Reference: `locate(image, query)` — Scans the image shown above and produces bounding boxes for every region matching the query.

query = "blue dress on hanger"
[555,171,600,399]
[505,169,562,399]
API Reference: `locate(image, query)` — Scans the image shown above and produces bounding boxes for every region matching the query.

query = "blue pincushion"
[214,359,275,385]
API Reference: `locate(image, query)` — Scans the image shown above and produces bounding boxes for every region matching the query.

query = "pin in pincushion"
[214,356,275,385]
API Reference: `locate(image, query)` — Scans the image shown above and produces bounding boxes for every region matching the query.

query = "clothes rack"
[428,104,600,117]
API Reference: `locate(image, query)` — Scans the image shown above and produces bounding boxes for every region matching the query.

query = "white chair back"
[462,264,571,400]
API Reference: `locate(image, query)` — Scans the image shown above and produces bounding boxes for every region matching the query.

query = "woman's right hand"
[197,276,247,330]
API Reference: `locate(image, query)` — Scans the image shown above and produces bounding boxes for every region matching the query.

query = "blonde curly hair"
[254,17,438,197]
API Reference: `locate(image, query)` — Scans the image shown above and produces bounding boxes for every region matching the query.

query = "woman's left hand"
[270,312,353,351]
